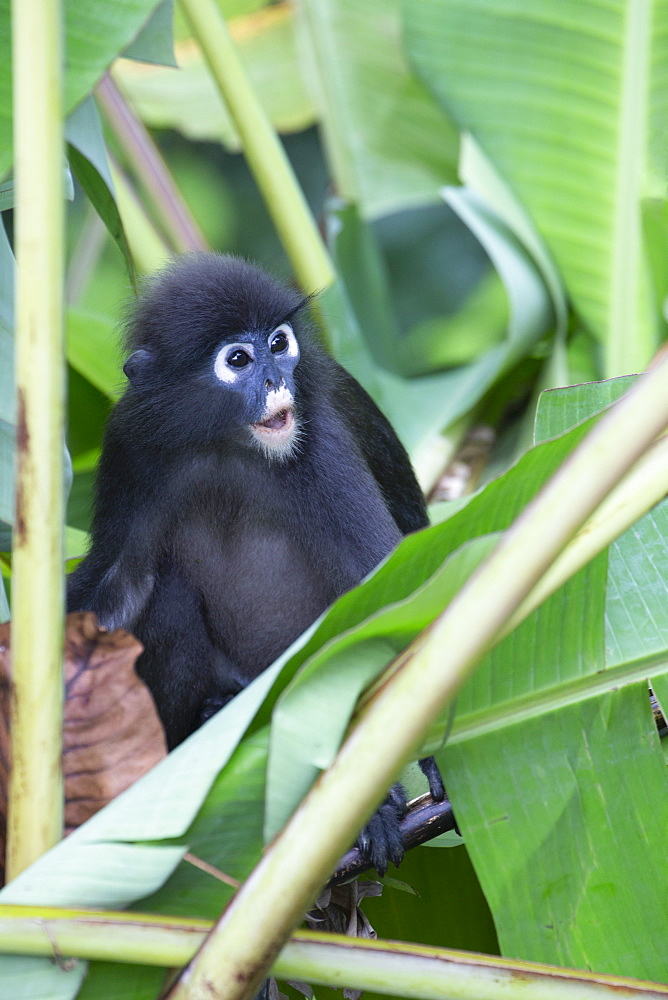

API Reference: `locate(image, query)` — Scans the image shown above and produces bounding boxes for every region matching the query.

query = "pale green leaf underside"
[113,6,316,150]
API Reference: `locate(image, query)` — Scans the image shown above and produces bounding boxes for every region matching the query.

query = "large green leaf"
[445,688,668,981]
[0,0,164,178]
[294,0,459,218]
[67,308,125,401]
[438,378,668,980]
[405,0,668,376]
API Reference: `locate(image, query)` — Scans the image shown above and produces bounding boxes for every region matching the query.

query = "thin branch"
[330,794,457,885]
[97,73,208,254]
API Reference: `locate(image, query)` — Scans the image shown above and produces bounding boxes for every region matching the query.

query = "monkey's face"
[212,321,301,460]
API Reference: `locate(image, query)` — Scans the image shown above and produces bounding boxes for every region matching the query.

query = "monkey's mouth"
[250,385,299,457]
[250,404,298,457]
[255,408,293,433]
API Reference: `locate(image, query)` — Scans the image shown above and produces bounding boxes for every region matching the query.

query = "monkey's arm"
[132,571,244,749]
[66,413,166,630]
[331,365,428,533]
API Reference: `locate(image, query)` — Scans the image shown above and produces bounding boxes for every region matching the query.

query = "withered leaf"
[62,612,167,830]
[0,612,167,884]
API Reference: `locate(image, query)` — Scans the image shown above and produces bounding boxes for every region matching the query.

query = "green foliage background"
[1,0,668,998]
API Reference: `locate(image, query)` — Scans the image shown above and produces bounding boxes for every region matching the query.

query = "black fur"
[67,253,430,872]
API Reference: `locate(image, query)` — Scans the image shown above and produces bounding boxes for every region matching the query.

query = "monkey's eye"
[269,323,295,354]
[270,330,289,354]
[227,349,252,369]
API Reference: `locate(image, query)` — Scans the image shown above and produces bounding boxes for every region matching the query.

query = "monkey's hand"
[355,783,407,877]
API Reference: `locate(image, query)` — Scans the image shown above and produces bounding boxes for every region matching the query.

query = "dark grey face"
[212,322,301,459]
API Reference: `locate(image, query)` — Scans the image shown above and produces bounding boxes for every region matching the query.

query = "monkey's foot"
[355,783,407,877]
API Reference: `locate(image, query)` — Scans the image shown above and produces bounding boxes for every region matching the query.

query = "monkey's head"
[122,254,314,460]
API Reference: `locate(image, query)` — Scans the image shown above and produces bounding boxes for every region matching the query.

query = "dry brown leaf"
[62,612,167,830]
[0,612,167,883]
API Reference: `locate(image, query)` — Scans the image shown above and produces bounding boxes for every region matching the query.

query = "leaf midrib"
[449,648,666,745]
[608,0,652,377]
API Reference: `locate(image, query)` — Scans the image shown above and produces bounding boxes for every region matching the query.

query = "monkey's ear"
[123,349,153,383]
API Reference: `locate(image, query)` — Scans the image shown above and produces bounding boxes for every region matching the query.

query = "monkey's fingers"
[332,790,458,885]
[355,783,407,878]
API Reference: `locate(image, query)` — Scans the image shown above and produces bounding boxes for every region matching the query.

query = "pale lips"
[250,384,298,454]
[255,407,294,433]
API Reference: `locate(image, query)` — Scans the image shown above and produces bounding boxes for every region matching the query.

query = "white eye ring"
[213,343,255,384]
[268,323,299,359]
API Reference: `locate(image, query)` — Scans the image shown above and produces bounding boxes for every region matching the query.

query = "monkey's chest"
[174,518,363,681]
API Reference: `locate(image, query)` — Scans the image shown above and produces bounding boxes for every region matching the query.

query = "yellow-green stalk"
[7,0,65,879]
[0,910,667,1000]
[178,0,335,297]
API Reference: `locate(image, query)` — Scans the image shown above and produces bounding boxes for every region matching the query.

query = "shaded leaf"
[67,308,125,401]
[294,0,459,217]
[324,189,553,469]
[123,0,176,67]
[66,97,136,281]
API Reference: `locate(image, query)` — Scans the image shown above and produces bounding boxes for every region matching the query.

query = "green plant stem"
[109,156,172,273]
[1,910,667,1000]
[97,73,208,254]
[276,933,668,1000]
[167,356,668,1000]
[0,905,210,966]
[177,0,335,296]
[7,0,65,880]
